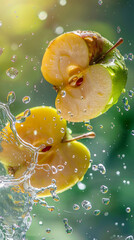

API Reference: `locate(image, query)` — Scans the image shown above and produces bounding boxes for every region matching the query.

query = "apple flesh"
[41,31,128,122]
[0,106,91,197]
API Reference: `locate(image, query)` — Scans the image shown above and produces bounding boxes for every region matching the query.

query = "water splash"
[0,93,60,239]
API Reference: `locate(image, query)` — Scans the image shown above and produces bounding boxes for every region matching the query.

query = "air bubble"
[6,67,18,79]
[38,11,48,20]
[102,198,110,205]
[22,96,31,104]
[0,21,2,27]
[81,200,92,210]
[73,204,80,210]
[55,26,64,35]
[7,91,16,105]
[11,55,17,62]
[100,185,108,194]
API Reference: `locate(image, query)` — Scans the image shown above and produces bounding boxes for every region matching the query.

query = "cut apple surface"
[56,65,112,122]
[41,31,128,122]
[0,106,91,197]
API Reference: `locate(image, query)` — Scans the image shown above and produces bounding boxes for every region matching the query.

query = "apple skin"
[41,30,128,122]
[0,106,91,197]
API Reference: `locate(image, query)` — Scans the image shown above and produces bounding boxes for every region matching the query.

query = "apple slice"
[41,31,128,122]
[0,106,92,197]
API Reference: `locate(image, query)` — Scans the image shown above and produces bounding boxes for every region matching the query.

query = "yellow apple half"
[0,106,90,197]
[41,31,127,122]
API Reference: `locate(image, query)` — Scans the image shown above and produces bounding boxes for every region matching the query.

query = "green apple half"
[41,30,128,122]
[0,106,91,197]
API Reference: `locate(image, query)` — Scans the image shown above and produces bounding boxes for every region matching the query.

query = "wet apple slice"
[41,31,127,122]
[0,106,91,197]
[56,64,112,122]
[41,32,89,86]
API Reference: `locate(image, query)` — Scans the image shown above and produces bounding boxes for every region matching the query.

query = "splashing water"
[0,92,60,239]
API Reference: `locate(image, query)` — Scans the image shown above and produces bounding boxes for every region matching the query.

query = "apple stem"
[95,38,124,63]
[62,131,96,143]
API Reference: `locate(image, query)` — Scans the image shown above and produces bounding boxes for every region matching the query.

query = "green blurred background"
[0,0,134,239]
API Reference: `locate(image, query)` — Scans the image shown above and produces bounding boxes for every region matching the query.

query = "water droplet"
[124,54,128,60]
[24,109,31,118]
[59,0,67,6]
[39,221,43,225]
[85,124,93,131]
[6,67,18,79]
[128,53,133,61]
[98,164,106,174]
[129,90,134,98]
[66,226,73,234]
[16,116,26,123]
[57,109,61,115]
[98,0,103,5]
[47,137,54,144]
[0,48,3,56]
[63,218,68,226]
[38,11,48,20]
[52,193,60,202]
[73,204,80,210]
[124,104,130,111]
[47,206,55,212]
[81,200,92,210]
[126,207,131,213]
[60,127,65,133]
[33,130,38,135]
[11,55,17,62]
[117,26,121,33]
[131,130,134,136]
[77,182,86,190]
[125,236,134,240]
[60,90,66,97]
[93,210,101,216]
[22,96,31,104]
[55,26,64,35]
[100,185,108,194]
[46,228,51,233]
[102,198,110,205]
[116,171,120,176]
[7,91,16,105]
[51,166,57,174]
[92,165,98,171]
[74,168,78,173]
